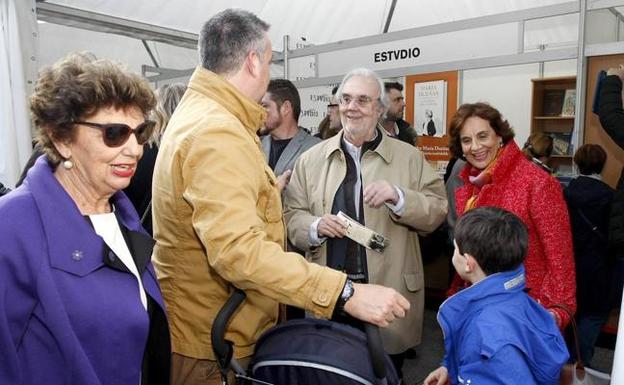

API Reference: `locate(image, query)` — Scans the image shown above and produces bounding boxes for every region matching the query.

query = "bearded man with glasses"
[283,67,448,381]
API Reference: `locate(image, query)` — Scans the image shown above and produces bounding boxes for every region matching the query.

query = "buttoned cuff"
[309,217,326,246]
[385,186,405,216]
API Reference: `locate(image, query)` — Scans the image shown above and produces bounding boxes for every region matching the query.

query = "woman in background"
[0,52,170,385]
[522,131,554,174]
[124,83,186,234]
[447,102,576,328]
[564,144,615,366]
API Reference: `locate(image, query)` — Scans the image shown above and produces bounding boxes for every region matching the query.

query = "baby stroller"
[212,289,400,385]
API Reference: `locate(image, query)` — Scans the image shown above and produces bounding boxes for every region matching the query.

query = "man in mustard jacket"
[283,68,448,379]
[152,10,410,385]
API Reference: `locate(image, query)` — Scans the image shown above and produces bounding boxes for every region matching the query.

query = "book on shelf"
[550,132,573,156]
[542,89,566,117]
[561,89,576,117]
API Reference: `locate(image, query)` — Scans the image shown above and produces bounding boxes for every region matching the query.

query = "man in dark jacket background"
[380,82,417,145]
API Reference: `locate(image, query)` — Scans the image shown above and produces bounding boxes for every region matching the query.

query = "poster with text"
[414,80,447,138]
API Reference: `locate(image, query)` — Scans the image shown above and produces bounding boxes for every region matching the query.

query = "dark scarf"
[326,130,382,281]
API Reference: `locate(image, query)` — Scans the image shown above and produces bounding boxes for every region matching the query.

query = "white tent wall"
[0,0,37,188]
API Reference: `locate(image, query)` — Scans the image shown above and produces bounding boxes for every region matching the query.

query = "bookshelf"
[530,76,576,173]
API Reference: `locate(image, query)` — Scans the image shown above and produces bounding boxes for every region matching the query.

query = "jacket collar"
[188,66,266,137]
[25,156,158,296]
[460,140,523,184]
[438,265,526,332]
[324,124,393,164]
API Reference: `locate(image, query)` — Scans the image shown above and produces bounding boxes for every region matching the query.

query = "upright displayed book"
[542,89,566,116]
[551,132,573,156]
[414,80,447,137]
[561,89,576,117]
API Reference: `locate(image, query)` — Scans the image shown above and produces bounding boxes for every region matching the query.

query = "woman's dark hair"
[574,144,607,175]
[448,102,515,159]
[455,206,528,275]
[30,52,156,166]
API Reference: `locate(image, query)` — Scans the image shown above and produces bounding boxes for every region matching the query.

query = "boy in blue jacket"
[425,207,569,385]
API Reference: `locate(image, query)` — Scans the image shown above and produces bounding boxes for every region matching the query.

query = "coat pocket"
[263,166,282,223]
[403,273,423,292]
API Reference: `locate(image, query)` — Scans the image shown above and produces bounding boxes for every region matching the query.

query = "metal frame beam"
[36,2,198,49]
[273,1,580,61]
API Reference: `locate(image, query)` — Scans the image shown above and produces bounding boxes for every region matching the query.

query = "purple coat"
[0,156,170,385]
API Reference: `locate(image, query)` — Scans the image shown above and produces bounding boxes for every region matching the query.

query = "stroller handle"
[212,288,247,373]
[364,323,387,382]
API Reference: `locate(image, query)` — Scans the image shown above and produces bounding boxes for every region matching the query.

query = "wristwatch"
[336,279,355,313]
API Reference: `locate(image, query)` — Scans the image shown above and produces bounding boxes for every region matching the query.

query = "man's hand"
[606,64,624,81]
[424,366,449,385]
[276,169,292,192]
[343,283,410,327]
[317,214,348,238]
[363,180,398,208]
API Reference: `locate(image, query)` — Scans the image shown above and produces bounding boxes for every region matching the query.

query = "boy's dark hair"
[455,206,528,275]
[267,78,301,121]
[574,144,607,175]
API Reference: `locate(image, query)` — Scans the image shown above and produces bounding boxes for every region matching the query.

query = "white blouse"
[89,210,147,310]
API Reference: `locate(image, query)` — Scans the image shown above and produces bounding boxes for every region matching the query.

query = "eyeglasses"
[327,103,339,109]
[74,120,156,147]
[338,94,375,107]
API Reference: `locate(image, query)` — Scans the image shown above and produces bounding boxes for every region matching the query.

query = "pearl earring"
[63,159,74,170]
[499,141,504,148]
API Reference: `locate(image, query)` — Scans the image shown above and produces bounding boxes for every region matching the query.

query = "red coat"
[451,141,576,327]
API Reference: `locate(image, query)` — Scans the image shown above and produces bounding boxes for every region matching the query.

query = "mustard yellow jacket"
[152,67,346,360]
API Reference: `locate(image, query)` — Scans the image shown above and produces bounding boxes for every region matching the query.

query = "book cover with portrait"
[414,80,447,137]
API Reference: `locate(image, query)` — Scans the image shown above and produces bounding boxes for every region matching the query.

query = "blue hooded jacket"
[438,265,569,384]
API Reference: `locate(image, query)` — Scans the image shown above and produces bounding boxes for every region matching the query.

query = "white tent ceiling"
[41,0,578,53]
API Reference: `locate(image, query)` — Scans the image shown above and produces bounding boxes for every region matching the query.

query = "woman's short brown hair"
[574,144,607,175]
[448,102,515,159]
[522,132,553,160]
[30,52,156,166]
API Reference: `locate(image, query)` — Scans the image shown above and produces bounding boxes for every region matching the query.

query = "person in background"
[522,131,554,174]
[123,83,186,234]
[425,207,568,385]
[260,78,319,191]
[564,144,615,367]
[316,85,342,139]
[381,81,417,145]
[447,102,576,328]
[0,52,170,385]
[283,68,447,379]
[598,65,624,318]
[151,10,410,385]
[598,64,624,149]
[0,182,10,196]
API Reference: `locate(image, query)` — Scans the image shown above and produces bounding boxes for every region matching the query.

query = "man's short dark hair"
[198,9,270,76]
[267,79,301,121]
[574,144,607,175]
[384,81,403,93]
[455,207,528,275]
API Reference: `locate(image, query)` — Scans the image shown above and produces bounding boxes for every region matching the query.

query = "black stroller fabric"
[247,318,400,385]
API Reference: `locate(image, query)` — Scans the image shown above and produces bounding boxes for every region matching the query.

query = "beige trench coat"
[283,129,447,353]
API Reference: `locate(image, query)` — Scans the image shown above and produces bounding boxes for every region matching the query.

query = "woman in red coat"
[447,102,576,328]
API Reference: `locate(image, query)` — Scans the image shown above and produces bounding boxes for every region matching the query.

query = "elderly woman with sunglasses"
[0,53,170,385]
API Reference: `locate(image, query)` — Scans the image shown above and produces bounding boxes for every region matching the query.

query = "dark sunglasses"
[74,120,156,147]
